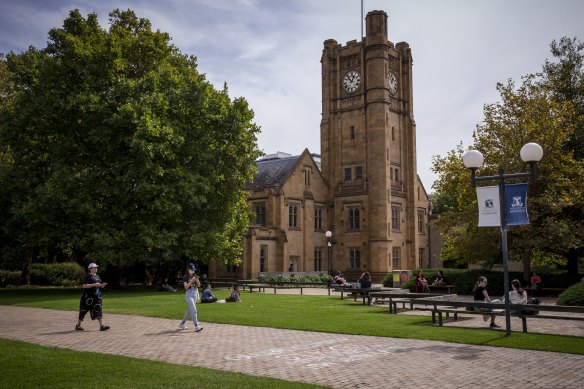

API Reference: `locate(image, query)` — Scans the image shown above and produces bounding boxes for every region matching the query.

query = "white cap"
[88,263,99,269]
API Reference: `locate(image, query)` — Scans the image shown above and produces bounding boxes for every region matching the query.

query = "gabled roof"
[248,154,300,187]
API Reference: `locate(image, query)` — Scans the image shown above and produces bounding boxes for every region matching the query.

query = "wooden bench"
[527,287,567,296]
[427,284,455,294]
[245,281,332,295]
[369,291,453,313]
[410,297,584,333]
[332,286,384,304]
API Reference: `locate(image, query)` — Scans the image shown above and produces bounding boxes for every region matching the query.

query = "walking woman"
[75,263,110,331]
[178,263,203,332]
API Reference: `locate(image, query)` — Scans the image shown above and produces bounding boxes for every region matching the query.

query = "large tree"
[432,38,584,275]
[0,9,261,280]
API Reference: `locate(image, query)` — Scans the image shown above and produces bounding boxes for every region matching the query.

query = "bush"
[30,262,85,286]
[0,269,21,287]
[258,274,332,284]
[556,281,584,306]
[381,273,393,287]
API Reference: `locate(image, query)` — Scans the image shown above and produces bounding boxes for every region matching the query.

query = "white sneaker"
[178,323,188,330]
[194,326,203,333]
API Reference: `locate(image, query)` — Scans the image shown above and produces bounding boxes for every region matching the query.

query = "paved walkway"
[1,305,583,388]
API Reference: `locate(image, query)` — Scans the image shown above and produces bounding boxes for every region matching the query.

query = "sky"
[1,0,583,191]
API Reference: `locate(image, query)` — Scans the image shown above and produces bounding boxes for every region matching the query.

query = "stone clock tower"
[321,10,430,279]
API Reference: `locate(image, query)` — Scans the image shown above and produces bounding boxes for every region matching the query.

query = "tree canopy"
[0,9,261,277]
[431,37,584,274]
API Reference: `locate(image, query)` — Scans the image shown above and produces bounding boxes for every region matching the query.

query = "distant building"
[209,11,431,281]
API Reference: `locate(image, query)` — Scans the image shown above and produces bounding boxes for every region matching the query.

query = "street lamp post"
[462,142,543,336]
[325,230,333,276]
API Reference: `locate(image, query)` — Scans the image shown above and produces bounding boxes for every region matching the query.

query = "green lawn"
[0,338,325,389]
[1,287,583,355]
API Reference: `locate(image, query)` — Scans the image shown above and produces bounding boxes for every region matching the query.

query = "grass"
[0,338,326,389]
[1,287,583,355]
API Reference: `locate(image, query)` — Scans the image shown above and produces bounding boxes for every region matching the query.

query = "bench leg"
[454,312,458,321]
[300,287,303,295]
[438,312,443,326]
[522,316,527,333]
[431,311,436,323]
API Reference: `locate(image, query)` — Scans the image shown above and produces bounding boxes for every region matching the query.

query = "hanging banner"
[505,183,529,225]
[476,185,500,227]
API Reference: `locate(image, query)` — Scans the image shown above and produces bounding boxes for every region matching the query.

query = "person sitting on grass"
[225,285,241,303]
[201,283,218,303]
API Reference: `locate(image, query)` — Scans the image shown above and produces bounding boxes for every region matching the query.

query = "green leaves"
[0,9,260,269]
[431,37,584,271]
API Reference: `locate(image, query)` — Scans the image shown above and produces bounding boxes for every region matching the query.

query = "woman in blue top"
[178,263,203,332]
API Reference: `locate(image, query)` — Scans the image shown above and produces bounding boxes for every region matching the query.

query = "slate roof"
[248,155,300,187]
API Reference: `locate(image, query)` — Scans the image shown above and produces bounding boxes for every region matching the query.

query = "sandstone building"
[209,11,431,281]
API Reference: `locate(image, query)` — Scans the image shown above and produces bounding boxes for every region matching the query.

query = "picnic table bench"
[332,286,384,304]
[409,296,584,333]
[369,291,453,313]
[427,284,456,294]
[244,281,333,295]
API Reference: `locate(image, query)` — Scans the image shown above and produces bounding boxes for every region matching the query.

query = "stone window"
[355,166,363,180]
[289,202,299,228]
[344,167,352,181]
[314,249,323,271]
[391,206,400,230]
[349,248,361,269]
[392,247,401,268]
[254,202,266,226]
[315,206,325,230]
[260,245,267,272]
[348,206,360,230]
[417,209,425,233]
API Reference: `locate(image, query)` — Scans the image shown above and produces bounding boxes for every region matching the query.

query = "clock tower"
[320,10,430,279]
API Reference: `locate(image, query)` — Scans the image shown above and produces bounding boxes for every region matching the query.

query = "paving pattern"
[1,305,583,389]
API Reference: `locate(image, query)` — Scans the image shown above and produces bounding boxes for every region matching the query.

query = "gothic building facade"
[209,11,431,281]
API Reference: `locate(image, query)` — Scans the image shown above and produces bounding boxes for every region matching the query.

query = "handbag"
[521,297,540,315]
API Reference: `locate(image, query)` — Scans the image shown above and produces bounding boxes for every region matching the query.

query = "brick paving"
[1,304,583,389]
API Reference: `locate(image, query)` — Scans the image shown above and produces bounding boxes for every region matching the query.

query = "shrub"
[0,269,22,287]
[556,281,584,306]
[30,262,85,286]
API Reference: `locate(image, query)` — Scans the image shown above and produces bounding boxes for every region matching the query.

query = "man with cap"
[178,263,203,332]
[75,263,110,331]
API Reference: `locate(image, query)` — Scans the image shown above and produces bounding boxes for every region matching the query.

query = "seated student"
[358,272,373,305]
[334,271,352,287]
[432,271,447,287]
[503,279,527,313]
[416,271,430,293]
[473,276,501,329]
[225,285,241,303]
[530,272,543,297]
[201,283,218,303]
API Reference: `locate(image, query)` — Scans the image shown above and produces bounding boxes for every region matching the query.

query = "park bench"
[369,291,453,313]
[527,287,567,296]
[244,281,333,295]
[427,284,455,294]
[409,296,584,333]
[332,285,386,304]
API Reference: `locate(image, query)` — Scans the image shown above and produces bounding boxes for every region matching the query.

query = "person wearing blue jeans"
[178,263,203,332]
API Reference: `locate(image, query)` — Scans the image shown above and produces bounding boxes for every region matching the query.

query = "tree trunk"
[522,250,531,285]
[567,248,580,276]
[20,247,38,285]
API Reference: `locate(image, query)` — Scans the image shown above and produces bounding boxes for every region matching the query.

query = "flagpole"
[361,0,364,38]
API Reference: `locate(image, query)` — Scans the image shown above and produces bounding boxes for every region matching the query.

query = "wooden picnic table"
[332,286,385,304]
[410,296,584,332]
[369,291,450,313]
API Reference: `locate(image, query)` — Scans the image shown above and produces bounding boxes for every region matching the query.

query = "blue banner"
[505,183,529,225]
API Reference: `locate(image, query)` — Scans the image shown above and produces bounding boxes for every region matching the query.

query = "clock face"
[388,72,398,95]
[343,70,361,93]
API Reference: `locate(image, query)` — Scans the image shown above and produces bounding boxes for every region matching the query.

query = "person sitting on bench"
[432,271,447,287]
